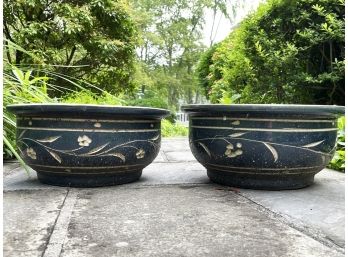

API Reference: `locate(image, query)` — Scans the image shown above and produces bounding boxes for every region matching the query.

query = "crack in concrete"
[41,189,78,257]
[40,189,70,257]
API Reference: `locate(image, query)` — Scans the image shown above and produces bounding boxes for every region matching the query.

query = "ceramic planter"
[7,104,170,187]
[182,104,344,190]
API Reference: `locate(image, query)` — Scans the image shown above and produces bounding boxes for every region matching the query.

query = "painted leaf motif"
[46,149,62,163]
[150,134,160,141]
[37,136,61,143]
[18,130,27,139]
[108,152,126,162]
[302,140,325,148]
[263,142,278,162]
[229,132,247,138]
[85,143,109,155]
[198,142,211,158]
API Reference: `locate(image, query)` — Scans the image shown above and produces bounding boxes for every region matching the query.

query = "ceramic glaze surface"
[182,104,345,190]
[8,104,170,187]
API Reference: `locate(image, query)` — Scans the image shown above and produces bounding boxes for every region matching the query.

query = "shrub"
[197,0,345,105]
[161,120,188,137]
[329,116,345,171]
[62,90,124,105]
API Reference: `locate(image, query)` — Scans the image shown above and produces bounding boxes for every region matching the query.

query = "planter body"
[182,104,344,190]
[7,104,169,187]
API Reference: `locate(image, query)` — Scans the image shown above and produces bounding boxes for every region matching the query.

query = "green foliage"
[329,116,345,171]
[126,97,168,110]
[196,43,221,96]
[219,90,241,104]
[161,120,188,137]
[4,0,137,95]
[3,62,57,165]
[129,0,236,110]
[62,91,124,105]
[197,0,345,105]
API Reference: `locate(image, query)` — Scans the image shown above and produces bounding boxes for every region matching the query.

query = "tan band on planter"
[191,126,337,132]
[17,126,160,133]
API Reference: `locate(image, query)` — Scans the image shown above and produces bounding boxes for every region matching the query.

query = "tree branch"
[66,46,77,66]
[3,21,15,43]
[4,40,13,64]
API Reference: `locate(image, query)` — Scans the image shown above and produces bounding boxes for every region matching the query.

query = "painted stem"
[194,137,333,157]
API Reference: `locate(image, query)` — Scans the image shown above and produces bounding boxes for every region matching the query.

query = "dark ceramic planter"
[7,104,170,187]
[182,104,345,190]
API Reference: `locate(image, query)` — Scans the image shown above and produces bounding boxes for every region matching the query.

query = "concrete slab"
[4,161,21,176]
[164,151,196,162]
[3,168,61,191]
[60,186,342,257]
[161,137,190,152]
[153,151,168,163]
[239,169,345,248]
[141,162,209,185]
[4,189,67,257]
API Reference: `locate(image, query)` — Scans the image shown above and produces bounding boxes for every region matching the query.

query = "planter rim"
[182,104,345,117]
[7,103,170,119]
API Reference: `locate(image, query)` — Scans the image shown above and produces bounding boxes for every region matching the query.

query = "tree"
[197,0,345,105]
[130,0,234,109]
[4,0,137,96]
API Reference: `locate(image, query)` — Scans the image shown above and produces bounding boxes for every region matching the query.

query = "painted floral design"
[78,135,92,147]
[195,131,328,162]
[224,143,243,158]
[26,147,37,159]
[136,149,145,159]
[17,126,160,164]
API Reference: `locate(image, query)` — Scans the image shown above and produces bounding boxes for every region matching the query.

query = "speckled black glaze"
[7,104,170,187]
[182,104,345,190]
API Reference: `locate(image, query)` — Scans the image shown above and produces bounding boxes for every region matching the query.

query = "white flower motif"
[77,135,92,147]
[235,149,243,156]
[26,147,37,159]
[136,149,145,159]
[225,143,243,158]
[225,144,234,157]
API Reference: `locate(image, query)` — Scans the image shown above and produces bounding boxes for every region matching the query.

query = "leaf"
[85,143,109,155]
[37,136,61,143]
[150,134,160,141]
[263,142,278,162]
[231,120,240,125]
[46,149,62,163]
[198,142,211,158]
[229,132,247,138]
[302,140,325,148]
[108,152,126,162]
[12,66,24,82]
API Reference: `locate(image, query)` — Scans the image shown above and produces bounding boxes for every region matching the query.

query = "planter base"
[207,169,316,190]
[36,170,142,188]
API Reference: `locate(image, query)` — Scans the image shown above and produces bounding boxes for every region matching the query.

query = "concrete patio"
[4,137,345,257]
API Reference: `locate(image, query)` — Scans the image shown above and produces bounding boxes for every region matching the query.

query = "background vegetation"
[4,0,137,95]
[197,0,344,105]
